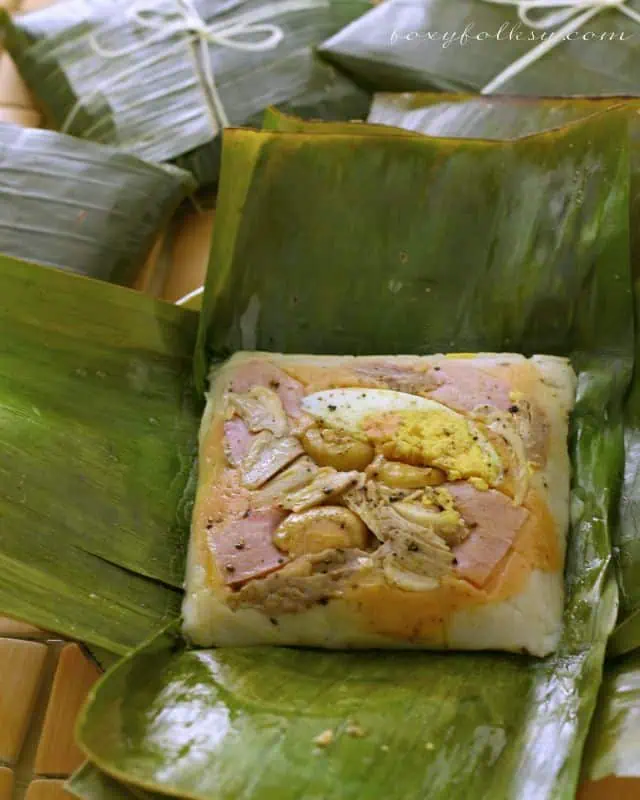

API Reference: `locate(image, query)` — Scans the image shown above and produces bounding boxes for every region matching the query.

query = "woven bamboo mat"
[0,0,210,797]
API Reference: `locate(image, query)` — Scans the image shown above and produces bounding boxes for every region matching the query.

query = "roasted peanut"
[273,507,368,556]
[301,426,374,471]
[376,459,446,489]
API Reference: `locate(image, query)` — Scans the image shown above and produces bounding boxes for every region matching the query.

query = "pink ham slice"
[223,417,254,466]
[226,360,306,420]
[211,508,288,587]
[353,359,440,394]
[448,482,529,588]
[427,361,512,413]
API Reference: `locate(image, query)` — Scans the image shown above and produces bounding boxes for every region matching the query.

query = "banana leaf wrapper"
[609,281,640,656]
[60,113,633,800]
[318,0,640,95]
[0,0,371,193]
[0,122,195,285]
[576,651,640,798]
[0,254,201,656]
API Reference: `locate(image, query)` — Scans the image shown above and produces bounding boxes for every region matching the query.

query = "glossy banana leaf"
[67,113,634,800]
[262,104,413,135]
[318,0,640,95]
[0,123,195,285]
[577,650,640,799]
[610,281,640,656]
[69,763,158,800]
[366,94,640,269]
[0,254,201,655]
[0,0,371,192]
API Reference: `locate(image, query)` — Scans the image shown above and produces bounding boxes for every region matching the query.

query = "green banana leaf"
[0,122,195,285]
[0,254,201,655]
[318,0,640,95]
[578,650,640,795]
[0,0,371,192]
[69,763,158,800]
[610,280,640,656]
[262,103,413,135]
[65,112,634,800]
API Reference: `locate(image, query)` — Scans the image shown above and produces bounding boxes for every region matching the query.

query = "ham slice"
[427,361,512,413]
[353,359,439,394]
[223,417,254,466]
[448,482,529,588]
[226,359,306,420]
[211,509,288,587]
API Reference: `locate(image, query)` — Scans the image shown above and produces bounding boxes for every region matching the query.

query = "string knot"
[480,0,640,93]
[62,0,320,135]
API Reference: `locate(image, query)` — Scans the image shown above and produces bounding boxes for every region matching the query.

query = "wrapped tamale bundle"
[44,112,630,800]
[184,352,575,657]
[318,0,640,95]
[0,122,195,284]
[0,0,372,192]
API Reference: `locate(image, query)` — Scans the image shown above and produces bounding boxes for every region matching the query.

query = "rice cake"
[183,352,576,657]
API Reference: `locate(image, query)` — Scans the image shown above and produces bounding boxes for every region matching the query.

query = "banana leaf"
[610,278,640,656]
[0,122,195,285]
[577,650,640,798]
[62,112,633,800]
[0,254,201,655]
[318,0,640,95]
[69,763,157,800]
[0,0,372,193]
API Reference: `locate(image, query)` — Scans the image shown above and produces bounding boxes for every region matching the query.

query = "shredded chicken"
[252,456,319,504]
[227,387,289,436]
[240,433,304,489]
[282,469,362,513]
[228,549,373,614]
[472,405,528,505]
[512,398,549,466]
[393,501,467,546]
[343,481,456,589]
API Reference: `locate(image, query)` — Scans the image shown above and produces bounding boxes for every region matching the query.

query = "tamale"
[60,113,632,800]
[318,0,640,95]
[0,122,195,284]
[0,0,372,192]
[184,351,575,657]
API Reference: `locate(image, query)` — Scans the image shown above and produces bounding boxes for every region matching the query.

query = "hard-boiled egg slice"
[301,388,456,438]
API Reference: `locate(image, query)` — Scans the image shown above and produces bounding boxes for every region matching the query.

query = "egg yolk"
[363,410,500,485]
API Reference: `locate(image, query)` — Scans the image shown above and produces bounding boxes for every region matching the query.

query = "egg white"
[301,388,457,437]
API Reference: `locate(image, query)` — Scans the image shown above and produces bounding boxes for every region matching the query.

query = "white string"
[480,1,640,94]
[61,0,321,135]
